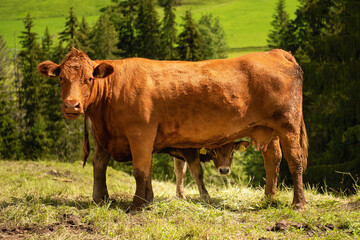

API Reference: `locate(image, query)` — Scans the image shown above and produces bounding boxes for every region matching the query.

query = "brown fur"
[37,48,309,210]
[82,115,90,167]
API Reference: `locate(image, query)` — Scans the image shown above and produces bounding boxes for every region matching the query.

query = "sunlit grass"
[0,159,359,239]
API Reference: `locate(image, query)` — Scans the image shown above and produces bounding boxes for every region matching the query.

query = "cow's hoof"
[177,193,186,199]
[200,193,210,200]
[127,204,143,214]
[293,202,305,211]
[93,195,109,205]
[93,198,103,205]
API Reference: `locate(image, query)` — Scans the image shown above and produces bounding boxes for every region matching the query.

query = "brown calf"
[166,141,249,199]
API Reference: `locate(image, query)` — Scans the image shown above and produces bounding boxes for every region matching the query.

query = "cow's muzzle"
[218,167,231,175]
[63,100,82,119]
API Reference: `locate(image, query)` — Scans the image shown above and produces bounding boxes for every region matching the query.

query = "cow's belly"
[154,107,255,149]
[151,80,257,149]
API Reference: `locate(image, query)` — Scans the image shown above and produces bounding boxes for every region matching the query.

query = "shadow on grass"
[0,193,133,212]
[1,192,290,214]
[0,196,94,210]
[162,195,290,213]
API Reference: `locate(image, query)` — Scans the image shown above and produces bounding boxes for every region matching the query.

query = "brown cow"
[37,48,308,211]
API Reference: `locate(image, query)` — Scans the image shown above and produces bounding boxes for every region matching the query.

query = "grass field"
[0,0,300,56]
[1,160,359,239]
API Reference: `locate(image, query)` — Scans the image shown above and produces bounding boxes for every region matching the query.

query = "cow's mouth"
[64,112,81,119]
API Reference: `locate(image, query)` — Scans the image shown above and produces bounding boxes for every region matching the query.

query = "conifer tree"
[177,10,205,61]
[161,0,177,60]
[19,14,43,128]
[41,27,52,60]
[90,14,119,59]
[299,0,360,188]
[19,14,50,159]
[267,0,290,49]
[198,14,227,59]
[59,7,79,51]
[108,0,139,58]
[135,0,162,59]
[76,17,93,56]
[0,35,20,158]
[39,27,67,159]
[52,42,67,63]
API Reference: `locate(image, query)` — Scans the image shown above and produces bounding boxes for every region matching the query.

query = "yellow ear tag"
[239,145,247,152]
[200,148,207,155]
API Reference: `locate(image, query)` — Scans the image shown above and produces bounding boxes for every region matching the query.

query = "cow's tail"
[300,115,308,171]
[82,115,90,167]
[284,49,308,171]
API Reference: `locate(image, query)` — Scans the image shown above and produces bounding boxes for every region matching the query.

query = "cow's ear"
[234,141,249,152]
[93,62,114,78]
[37,61,61,78]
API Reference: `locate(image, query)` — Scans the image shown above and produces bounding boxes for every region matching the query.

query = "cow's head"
[211,141,249,175]
[37,48,114,119]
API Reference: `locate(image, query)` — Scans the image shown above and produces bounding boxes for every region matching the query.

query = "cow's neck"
[84,76,113,140]
[86,76,112,114]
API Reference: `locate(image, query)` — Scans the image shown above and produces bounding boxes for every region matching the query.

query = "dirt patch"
[48,169,60,177]
[342,201,360,210]
[48,169,73,182]
[1,224,59,239]
[267,220,309,232]
[0,214,96,239]
[48,169,71,177]
[267,220,291,231]
[266,220,339,237]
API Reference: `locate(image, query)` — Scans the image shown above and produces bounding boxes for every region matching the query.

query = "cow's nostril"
[219,168,230,175]
[74,103,81,110]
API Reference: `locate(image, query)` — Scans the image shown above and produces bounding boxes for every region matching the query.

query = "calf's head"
[211,141,249,175]
[37,48,114,119]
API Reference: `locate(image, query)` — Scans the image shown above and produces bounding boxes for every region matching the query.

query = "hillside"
[0,160,359,239]
[0,0,300,56]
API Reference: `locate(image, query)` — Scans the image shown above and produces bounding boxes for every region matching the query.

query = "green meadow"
[0,0,300,56]
[0,160,359,239]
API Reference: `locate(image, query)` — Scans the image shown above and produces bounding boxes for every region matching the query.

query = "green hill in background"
[0,0,299,57]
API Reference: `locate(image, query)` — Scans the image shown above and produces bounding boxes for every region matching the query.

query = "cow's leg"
[261,137,282,198]
[92,142,111,204]
[278,130,306,210]
[184,151,209,199]
[127,126,156,211]
[174,157,187,199]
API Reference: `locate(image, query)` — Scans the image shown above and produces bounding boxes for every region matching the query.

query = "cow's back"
[103,49,301,150]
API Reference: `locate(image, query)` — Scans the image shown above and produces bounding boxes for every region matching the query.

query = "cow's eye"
[88,77,94,82]
[59,77,62,81]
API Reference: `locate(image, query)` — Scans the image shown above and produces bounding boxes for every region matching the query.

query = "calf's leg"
[174,157,187,199]
[184,150,209,199]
